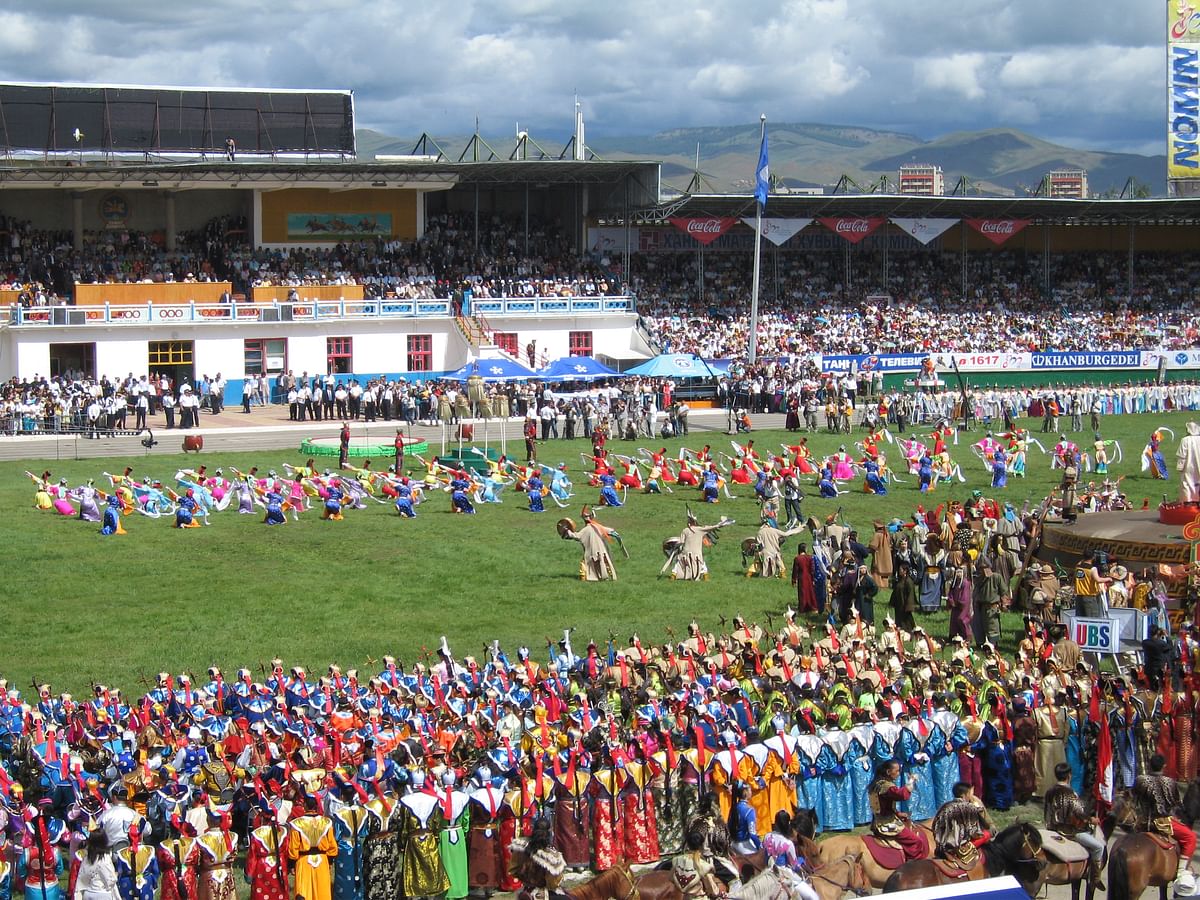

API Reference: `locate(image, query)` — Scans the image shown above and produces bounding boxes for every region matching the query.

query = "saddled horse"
[881,822,1046,895]
[816,821,936,889]
[569,863,814,900]
[568,864,643,900]
[625,852,771,900]
[1106,792,1185,900]
[808,853,872,900]
[1108,832,1181,900]
[1036,826,1107,900]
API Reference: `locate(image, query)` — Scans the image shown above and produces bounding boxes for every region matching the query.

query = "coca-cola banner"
[818,217,885,244]
[740,217,813,246]
[966,218,1030,246]
[668,216,738,246]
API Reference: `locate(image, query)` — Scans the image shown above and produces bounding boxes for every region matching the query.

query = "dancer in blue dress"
[598,470,622,507]
[991,448,1007,489]
[450,474,476,514]
[527,474,545,513]
[394,479,416,518]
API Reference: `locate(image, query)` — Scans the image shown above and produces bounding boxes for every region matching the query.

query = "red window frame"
[244,338,287,375]
[494,332,518,356]
[407,334,433,372]
[327,336,352,374]
[568,330,593,357]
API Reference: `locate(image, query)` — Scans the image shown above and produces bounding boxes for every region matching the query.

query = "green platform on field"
[437,446,500,475]
[299,436,428,459]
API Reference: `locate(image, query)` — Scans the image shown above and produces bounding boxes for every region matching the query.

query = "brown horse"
[575,857,826,900]
[1107,832,1180,900]
[881,822,1046,895]
[567,864,642,900]
[1102,789,1185,900]
[816,822,936,888]
[808,854,872,900]
[616,850,780,900]
[1036,833,1106,900]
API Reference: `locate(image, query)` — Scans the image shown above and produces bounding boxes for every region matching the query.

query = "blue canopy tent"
[448,357,538,381]
[624,353,719,378]
[539,355,622,382]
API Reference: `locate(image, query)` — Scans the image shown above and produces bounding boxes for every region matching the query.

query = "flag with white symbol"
[754,128,769,209]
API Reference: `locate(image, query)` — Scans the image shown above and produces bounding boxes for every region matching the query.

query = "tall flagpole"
[748,114,766,365]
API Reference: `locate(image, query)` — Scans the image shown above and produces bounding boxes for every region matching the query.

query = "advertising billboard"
[1169,2,1200,181]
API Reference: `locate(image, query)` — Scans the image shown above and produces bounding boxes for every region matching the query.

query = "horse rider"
[728,781,762,856]
[1043,763,1105,891]
[684,796,741,889]
[507,817,567,900]
[870,761,928,861]
[931,782,991,870]
[1132,753,1196,894]
[672,829,729,900]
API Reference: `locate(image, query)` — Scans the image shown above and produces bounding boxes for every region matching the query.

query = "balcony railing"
[6,295,636,326]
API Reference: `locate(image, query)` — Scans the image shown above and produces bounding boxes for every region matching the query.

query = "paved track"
[0,405,779,462]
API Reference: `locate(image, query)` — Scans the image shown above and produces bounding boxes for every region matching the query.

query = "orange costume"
[286,814,338,900]
[708,747,758,821]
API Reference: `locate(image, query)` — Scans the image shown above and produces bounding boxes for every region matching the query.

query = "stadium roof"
[0,154,1195,224]
[0,83,355,155]
[640,192,1200,225]
[0,158,661,191]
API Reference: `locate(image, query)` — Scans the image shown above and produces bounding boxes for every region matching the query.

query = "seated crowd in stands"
[0,212,623,304]
[3,211,1200,357]
[633,248,1200,355]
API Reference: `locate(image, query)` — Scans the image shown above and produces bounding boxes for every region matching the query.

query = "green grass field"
[3,411,1187,695]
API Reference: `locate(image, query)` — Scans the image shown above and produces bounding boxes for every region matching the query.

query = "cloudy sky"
[0,0,1166,154]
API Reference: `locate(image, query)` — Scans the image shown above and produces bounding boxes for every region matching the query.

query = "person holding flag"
[1088,676,1115,817]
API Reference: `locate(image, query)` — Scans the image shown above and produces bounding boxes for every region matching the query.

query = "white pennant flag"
[889,217,958,245]
[741,217,812,246]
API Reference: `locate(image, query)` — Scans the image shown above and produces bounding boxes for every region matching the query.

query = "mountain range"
[355,123,1166,197]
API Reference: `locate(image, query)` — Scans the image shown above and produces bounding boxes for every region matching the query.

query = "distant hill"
[354,123,1166,197]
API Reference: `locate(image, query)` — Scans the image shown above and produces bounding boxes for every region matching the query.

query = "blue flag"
[753,127,769,208]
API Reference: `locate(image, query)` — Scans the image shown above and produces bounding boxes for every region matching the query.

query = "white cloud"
[0,1,1167,153]
[919,53,988,101]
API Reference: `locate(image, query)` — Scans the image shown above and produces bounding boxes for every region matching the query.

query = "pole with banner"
[748,115,767,365]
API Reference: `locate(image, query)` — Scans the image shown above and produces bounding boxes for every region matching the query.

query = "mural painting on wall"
[286,213,392,239]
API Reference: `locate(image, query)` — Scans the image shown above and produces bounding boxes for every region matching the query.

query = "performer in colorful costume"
[175,491,201,528]
[101,494,127,535]
[527,474,545,513]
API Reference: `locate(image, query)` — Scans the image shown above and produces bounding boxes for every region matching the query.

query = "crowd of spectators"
[0,369,690,439]
[10,361,1200,442]
[0,213,622,304]
[633,249,1200,355]
[4,212,1200,358]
